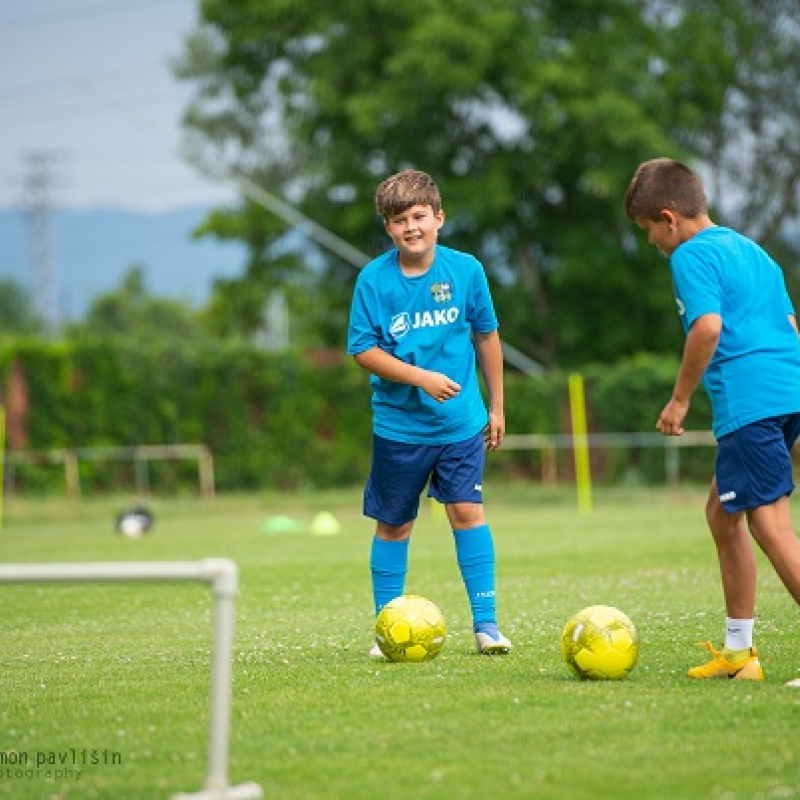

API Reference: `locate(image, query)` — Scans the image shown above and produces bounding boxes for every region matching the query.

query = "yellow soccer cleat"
[688,641,764,681]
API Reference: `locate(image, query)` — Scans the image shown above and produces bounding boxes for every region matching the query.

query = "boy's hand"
[420,372,461,403]
[484,410,505,451]
[656,397,689,436]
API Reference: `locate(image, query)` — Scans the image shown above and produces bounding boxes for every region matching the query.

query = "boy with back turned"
[626,157,800,684]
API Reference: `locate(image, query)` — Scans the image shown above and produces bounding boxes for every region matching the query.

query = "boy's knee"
[446,502,485,529]
[376,521,413,541]
[705,493,721,524]
[706,497,744,543]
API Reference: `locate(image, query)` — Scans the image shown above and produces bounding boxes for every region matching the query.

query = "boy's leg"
[370,522,412,616]
[688,481,763,679]
[723,412,800,605]
[436,432,491,625]
[368,524,414,661]
[746,411,800,605]
[447,504,511,654]
[364,435,436,657]
[447,503,497,625]
[747,495,800,606]
[691,415,800,680]
[746,414,800,686]
[433,432,511,654]
[706,479,757,620]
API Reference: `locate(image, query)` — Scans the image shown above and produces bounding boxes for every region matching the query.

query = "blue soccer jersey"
[670,226,800,438]
[347,244,498,444]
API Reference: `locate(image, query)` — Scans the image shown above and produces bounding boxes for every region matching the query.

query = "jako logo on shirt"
[389,308,460,340]
[676,298,686,316]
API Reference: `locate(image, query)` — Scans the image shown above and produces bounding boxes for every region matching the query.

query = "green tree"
[659,1,800,260]
[175,0,798,366]
[0,278,41,335]
[66,265,208,345]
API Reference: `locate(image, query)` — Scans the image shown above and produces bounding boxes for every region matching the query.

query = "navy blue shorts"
[363,431,486,525]
[716,413,800,512]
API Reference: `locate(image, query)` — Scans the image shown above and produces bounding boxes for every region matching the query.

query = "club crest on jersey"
[430,282,452,303]
[389,308,460,340]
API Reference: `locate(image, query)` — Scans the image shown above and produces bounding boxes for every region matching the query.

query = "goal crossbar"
[0,558,262,800]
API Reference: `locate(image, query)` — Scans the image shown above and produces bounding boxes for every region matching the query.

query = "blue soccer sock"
[452,524,497,628]
[370,536,409,616]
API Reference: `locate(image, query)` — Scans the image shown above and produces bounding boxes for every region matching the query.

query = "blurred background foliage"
[1,0,797,492]
[0,343,710,493]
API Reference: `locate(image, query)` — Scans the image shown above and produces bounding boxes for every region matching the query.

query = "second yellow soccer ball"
[561,605,639,680]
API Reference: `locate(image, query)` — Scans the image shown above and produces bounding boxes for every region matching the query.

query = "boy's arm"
[657,312,721,436]
[353,347,461,403]
[474,330,505,450]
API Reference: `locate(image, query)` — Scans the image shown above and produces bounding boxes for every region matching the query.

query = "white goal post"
[0,558,262,800]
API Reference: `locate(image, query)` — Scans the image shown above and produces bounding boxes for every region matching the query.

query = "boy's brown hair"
[625,158,708,221]
[375,169,442,219]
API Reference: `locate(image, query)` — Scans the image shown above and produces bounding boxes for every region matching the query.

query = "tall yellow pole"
[568,373,593,514]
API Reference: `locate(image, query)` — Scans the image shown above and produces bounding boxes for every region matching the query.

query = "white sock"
[724,617,754,651]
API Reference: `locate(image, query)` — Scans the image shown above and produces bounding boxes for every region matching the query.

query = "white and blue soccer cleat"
[369,642,386,660]
[474,623,512,655]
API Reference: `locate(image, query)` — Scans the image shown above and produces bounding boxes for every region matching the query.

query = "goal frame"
[0,558,262,800]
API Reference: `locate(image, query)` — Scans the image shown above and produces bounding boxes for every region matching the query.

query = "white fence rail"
[4,444,215,499]
[1,433,721,497]
[501,430,717,485]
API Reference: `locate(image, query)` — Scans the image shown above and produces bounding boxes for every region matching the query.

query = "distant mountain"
[0,205,247,321]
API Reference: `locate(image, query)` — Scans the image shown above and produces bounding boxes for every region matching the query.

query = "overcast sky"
[0,0,236,211]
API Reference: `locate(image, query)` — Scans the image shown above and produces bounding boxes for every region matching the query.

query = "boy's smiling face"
[384,203,445,273]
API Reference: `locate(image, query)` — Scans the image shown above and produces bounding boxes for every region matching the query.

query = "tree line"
[169,0,800,368]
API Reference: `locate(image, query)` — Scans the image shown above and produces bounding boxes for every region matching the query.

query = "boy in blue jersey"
[347,169,512,657]
[626,158,800,684]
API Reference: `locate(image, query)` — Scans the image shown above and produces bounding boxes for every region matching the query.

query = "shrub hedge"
[0,340,713,494]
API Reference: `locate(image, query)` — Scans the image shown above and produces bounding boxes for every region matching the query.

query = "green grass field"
[2,484,800,800]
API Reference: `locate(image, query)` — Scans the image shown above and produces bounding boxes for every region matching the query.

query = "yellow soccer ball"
[375,595,446,662]
[561,605,639,680]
